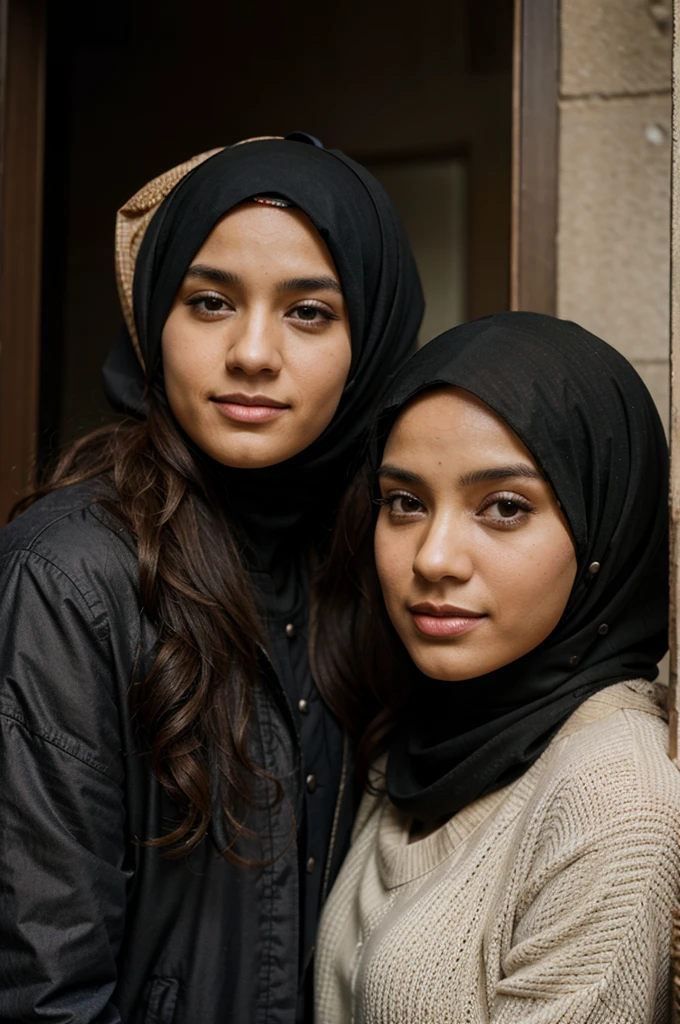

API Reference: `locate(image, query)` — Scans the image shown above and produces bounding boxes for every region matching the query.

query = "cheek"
[492,528,577,639]
[161,321,216,401]
[526,531,576,600]
[289,335,352,410]
[374,521,410,606]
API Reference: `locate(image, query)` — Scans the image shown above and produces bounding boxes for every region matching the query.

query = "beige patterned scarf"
[114,138,283,371]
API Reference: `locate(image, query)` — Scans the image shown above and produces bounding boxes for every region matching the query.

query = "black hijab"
[381,311,669,823]
[103,135,424,515]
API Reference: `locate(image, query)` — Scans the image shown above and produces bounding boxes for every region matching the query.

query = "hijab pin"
[588,561,601,575]
[252,195,294,209]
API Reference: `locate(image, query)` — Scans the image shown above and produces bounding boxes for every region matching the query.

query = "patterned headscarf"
[103,134,425,490]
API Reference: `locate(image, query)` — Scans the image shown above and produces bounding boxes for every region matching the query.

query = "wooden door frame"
[510,0,560,314]
[0,0,46,523]
[669,4,679,765]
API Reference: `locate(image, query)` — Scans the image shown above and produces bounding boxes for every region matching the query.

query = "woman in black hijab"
[0,135,423,1024]
[314,312,680,1023]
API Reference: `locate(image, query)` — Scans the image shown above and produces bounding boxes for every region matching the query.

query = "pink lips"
[409,603,486,638]
[211,393,289,424]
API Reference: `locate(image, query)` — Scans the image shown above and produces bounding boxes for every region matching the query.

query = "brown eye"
[288,304,337,326]
[398,495,423,514]
[479,493,535,528]
[498,499,520,518]
[383,492,426,517]
[186,293,231,316]
[203,296,226,311]
[295,305,320,321]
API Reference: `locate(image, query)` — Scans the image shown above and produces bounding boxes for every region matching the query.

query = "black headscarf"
[103,135,424,511]
[381,311,669,823]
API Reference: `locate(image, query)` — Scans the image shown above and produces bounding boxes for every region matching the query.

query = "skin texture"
[375,387,577,681]
[161,202,352,468]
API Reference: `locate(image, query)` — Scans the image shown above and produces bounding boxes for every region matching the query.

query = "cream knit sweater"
[315,681,680,1024]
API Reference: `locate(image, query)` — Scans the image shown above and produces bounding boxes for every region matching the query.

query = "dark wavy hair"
[12,381,288,866]
[310,463,410,783]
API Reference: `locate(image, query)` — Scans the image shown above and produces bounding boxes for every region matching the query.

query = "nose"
[224,307,283,376]
[412,513,474,584]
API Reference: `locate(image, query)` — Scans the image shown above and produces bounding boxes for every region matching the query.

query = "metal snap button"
[306,774,317,794]
[298,698,309,714]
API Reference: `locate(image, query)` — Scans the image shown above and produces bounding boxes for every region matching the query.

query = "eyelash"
[185,293,231,317]
[376,489,537,529]
[375,490,424,518]
[185,291,340,327]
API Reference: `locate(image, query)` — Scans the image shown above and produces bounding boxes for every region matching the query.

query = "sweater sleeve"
[0,550,129,1023]
[491,727,680,1024]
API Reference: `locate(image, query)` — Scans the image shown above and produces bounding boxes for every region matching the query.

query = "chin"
[203,426,324,469]
[408,645,487,683]
[213,451,285,469]
[200,437,300,469]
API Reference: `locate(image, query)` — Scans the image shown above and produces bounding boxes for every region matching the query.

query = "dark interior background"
[40,0,512,458]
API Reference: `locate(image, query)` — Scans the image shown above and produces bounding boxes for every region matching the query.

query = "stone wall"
[557,0,672,428]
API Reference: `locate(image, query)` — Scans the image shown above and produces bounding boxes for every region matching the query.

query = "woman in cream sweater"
[313,312,680,1024]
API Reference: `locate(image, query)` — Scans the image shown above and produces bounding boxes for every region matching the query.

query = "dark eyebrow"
[458,464,543,486]
[185,264,244,287]
[377,464,425,486]
[378,462,543,488]
[183,266,342,296]
[276,276,342,295]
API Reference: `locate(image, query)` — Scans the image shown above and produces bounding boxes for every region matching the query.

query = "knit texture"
[315,681,680,1023]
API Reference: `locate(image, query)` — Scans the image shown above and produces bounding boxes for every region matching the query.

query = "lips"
[408,602,486,638]
[210,392,290,424]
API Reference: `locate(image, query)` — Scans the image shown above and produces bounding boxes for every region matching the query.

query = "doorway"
[0,0,514,518]
[43,0,513,447]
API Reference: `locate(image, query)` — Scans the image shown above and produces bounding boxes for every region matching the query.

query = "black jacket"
[0,484,353,1024]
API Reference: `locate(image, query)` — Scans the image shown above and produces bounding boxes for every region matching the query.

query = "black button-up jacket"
[0,484,353,1024]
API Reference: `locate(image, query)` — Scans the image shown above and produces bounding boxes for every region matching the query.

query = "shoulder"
[0,482,145,691]
[0,484,145,765]
[0,482,138,609]
[1,480,135,563]
[551,684,676,798]
[526,687,680,863]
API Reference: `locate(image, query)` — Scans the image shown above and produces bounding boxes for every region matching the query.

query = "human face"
[161,202,352,468]
[374,387,577,681]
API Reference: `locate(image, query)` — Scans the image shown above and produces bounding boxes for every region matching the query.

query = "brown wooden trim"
[669,0,680,765]
[510,0,559,314]
[0,0,45,522]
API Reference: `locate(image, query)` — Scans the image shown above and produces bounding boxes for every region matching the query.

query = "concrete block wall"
[557,0,672,429]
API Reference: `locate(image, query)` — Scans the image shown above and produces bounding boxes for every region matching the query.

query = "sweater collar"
[377,679,664,889]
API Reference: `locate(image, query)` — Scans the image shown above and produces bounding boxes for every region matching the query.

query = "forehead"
[193,202,336,269]
[383,386,535,468]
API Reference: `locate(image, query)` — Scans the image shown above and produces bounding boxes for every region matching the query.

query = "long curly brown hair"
[13,382,287,866]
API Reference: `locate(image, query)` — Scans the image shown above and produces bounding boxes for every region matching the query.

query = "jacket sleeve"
[0,549,129,1023]
[490,741,680,1024]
